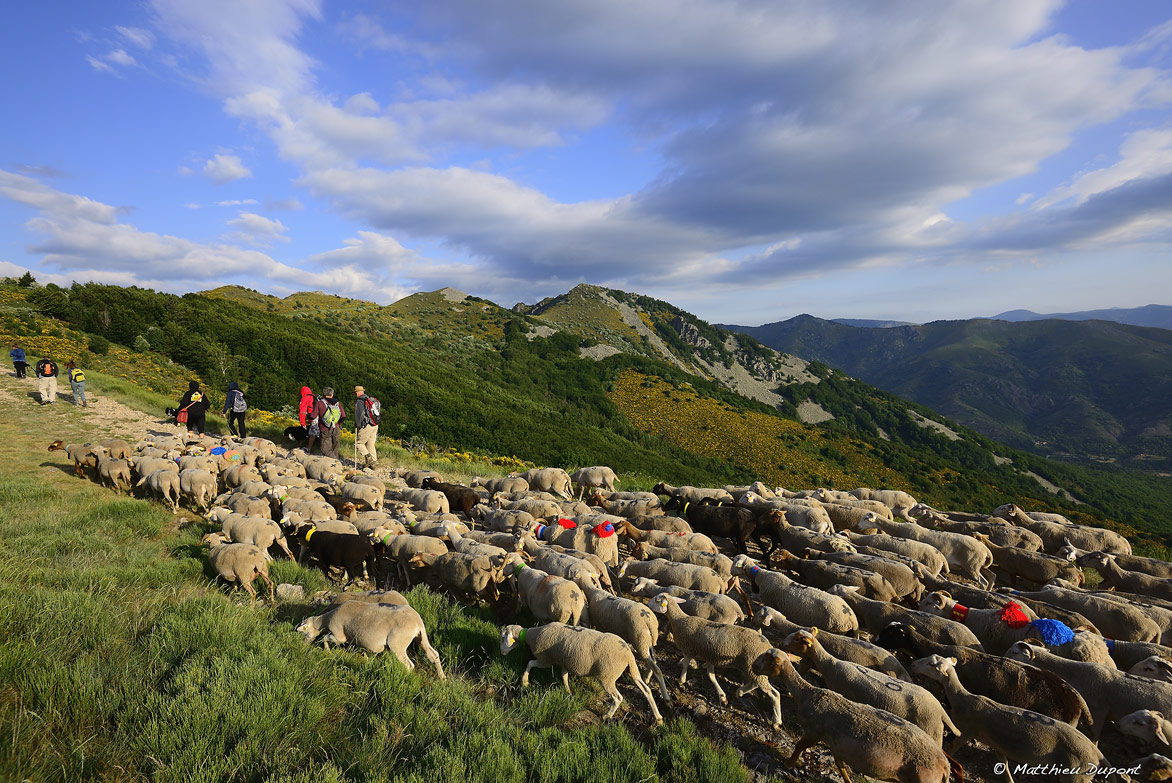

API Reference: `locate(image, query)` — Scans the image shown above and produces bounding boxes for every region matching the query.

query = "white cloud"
[216,198,259,206]
[202,153,252,184]
[115,26,155,49]
[225,211,289,245]
[1035,128,1172,208]
[86,55,117,75]
[106,49,137,67]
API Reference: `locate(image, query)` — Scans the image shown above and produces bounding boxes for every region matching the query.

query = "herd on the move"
[48,434,1172,783]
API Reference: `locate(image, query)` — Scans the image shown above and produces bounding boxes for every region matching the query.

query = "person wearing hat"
[353,385,381,468]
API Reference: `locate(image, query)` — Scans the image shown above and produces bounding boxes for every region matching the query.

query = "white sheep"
[298,602,444,677]
[731,555,858,634]
[580,584,669,701]
[201,532,275,604]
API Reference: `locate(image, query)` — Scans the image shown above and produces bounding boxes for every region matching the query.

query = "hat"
[354,385,365,394]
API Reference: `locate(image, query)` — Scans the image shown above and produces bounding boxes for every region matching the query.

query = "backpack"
[365,396,381,425]
[231,390,247,413]
[322,399,342,428]
[69,369,85,383]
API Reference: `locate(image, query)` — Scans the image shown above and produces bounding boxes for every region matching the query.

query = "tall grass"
[0,376,752,783]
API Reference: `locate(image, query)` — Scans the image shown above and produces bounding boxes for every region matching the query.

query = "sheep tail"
[944,750,964,783]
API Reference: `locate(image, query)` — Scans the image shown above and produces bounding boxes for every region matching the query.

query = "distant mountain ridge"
[724,314,1172,468]
[989,304,1172,330]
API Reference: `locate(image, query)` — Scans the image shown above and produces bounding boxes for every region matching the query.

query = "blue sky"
[3,0,1172,325]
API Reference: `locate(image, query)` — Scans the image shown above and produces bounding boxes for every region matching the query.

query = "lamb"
[96,455,133,495]
[420,477,482,517]
[842,531,950,577]
[499,623,661,723]
[805,549,923,602]
[875,623,1091,727]
[580,584,669,700]
[911,654,1106,783]
[751,649,953,783]
[994,504,1131,555]
[1131,657,1172,684]
[615,520,717,553]
[829,585,981,648]
[201,533,275,604]
[652,482,734,505]
[136,468,181,511]
[732,555,858,634]
[777,550,901,603]
[975,535,1083,587]
[752,605,910,681]
[518,468,572,499]
[1058,541,1172,580]
[857,513,995,587]
[220,514,293,560]
[619,558,726,594]
[570,466,618,497]
[628,578,744,624]
[849,487,919,520]
[649,593,781,728]
[1009,586,1162,642]
[784,629,958,746]
[917,591,1034,655]
[178,468,217,511]
[511,564,586,625]
[1078,551,1172,602]
[1006,640,1172,738]
[632,542,732,581]
[298,602,444,676]
[470,475,529,496]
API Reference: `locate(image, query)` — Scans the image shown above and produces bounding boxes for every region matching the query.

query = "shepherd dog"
[284,425,309,449]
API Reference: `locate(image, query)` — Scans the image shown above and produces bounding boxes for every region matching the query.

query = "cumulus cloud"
[202,153,252,183]
[225,211,289,245]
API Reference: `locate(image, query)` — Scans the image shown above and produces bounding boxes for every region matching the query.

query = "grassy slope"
[0,373,749,783]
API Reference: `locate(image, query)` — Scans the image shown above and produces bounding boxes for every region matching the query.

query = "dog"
[164,407,179,422]
[284,425,309,449]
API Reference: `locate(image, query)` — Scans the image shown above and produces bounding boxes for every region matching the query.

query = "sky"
[3,0,1172,326]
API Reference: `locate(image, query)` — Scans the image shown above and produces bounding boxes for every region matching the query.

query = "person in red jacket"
[298,385,317,452]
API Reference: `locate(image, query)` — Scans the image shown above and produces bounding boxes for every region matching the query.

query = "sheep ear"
[1158,723,1170,746]
[810,627,819,637]
[938,590,952,599]
[947,656,957,665]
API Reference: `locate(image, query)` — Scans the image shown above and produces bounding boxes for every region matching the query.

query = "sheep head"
[499,625,525,655]
[1119,710,1171,746]
[648,592,685,615]
[910,654,959,683]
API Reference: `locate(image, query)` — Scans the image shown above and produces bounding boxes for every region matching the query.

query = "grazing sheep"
[628,578,744,624]
[499,623,661,723]
[292,525,377,584]
[131,456,179,479]
[412,551,501,601]
[222,464,261,489]
[1006,640,1172,738]
[752,605,910,681]
[179,468,217,511]
[221,514,293,560]
[495,497,562,520]
[330,589,408,607]
[911,654,1106,783]
[829,585,981,648]
[518,468,573,499]
[136,468,181,511]
[298,602,444,677]
[628,513,693,534]
[857,513,994,587]
[511,564,587,625]
[649,593,781,728]
[751,648,954,783]
[570,466,619,497]
[732,555,858,634]
[96,455,133,495]
[201,533,275,604]
[580,584,669,700]
[216,492,273,520]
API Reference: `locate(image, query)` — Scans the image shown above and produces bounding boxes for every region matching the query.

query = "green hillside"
[725,314,1172,469]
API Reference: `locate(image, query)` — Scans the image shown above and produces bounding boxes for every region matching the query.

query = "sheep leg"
[705,664,728,705]
[391,642,414,672]
[521,660,540,687]
[562,671,572,694]
[999,756,1015,783]
[416,628,445,680]
[627,662,663,723]
[645,650,671,703]
[602,680,624,719]
[785,736,815,767]
[834,760,854,783]
[260,570,275,603]
[679,657,692,685]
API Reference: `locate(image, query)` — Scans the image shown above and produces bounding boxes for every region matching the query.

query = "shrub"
[86,334,110,355]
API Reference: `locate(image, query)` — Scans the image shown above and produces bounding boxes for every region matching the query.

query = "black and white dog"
[284,425,309,449]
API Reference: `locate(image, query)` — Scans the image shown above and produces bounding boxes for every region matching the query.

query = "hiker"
[354,385,381,468]
[66,360,87,408]
[298,385,316,452]
[35,355,59,404]
[222,381,247,438]
[176,381,209,434]
[311,386,345,460]
[9,344,27,378]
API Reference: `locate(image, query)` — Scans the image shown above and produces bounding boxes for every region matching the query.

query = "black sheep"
[662,495,779,556]
[292,524,377,583]
[420,477,483,518]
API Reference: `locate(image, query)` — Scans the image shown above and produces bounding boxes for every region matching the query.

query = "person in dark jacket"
[222,381,247,438]
[9,344,27,378]
[176,380,209,434]
[310,386,345,460]
[35,356,58,404]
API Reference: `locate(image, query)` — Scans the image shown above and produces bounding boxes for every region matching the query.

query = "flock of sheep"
[48,433,1172,783]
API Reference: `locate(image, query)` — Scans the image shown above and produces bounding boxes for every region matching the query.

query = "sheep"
[627,513,693,534]
[917,591,1034,655]
[751,648,954,783]
[420,477,482,518]
[1131,657,1172,684]
[528,519,621,567]
[615,519,717,553]
[806,548,924,602]
[632,542,732,580]
[518,468,572,499]
[585,491,660,519]
[499,623,661,723]
[329,589,408,607]
[842,531,950,577]
[777,550,901,603]
[927,515,1044,552]
[220,514,293,560]
[464,529,524,551]
[752,605,910,681]
[1006,640,1172,738]
[131,456,179,479]
[1058,541,1172,580]
[511,564,586,625]
[784,629,958,746]
[732,555,858,634]
[874,623,1091,727]
[849,487,918,520]
[579,584,668,700]
[1078,552,1172,602]
[470,475,529,496]
[398,469,442,488]
[780,503,834,535]
[1106,640,1172,672]
[292,525,377,584]
[544,544,616,592]
[237,479,272,498]
[648,592,781,728]
[857,513,995,587]
[136,468,181,511]
[330,480,384,512]
[278,495,337,523]
[570,466,618,497]
[1137,754,1172,783]
[1045,628,1116,668]
[628,578,743,624]
[911,654,1106,783]
[495,497,562,520]
[975,535,1083,587]
[201,533,275,605]
[521,541,599,589]
[222,464,261,489]
[298,602,444,676]
[1009,586,1162,642]
[303,457,345,484]
[1072,588,1172,639]
[178,454,217,473]
[619,558,726,594]
[216,492,273,520]
[1117,710,1172,752]
[994,504,1131,556]
[651,482,734,505]
[412,551,501,601]
[178,468,217,511]
[829,585,981,648]
[380,533,449,588]
[823,501,891,532]
[98,438,132,460]
[661,497,779,556]
[96,455,133,495]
